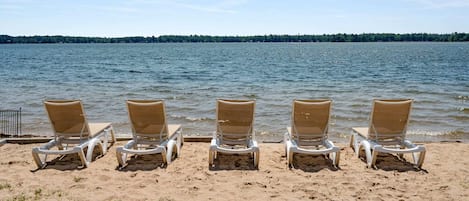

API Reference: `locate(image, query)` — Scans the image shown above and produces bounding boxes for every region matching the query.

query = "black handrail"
[0,108,22,137]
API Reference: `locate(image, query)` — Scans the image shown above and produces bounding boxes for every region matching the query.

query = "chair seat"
[352,127,369,138]
[89,123,112,137]
[167,124,181,139]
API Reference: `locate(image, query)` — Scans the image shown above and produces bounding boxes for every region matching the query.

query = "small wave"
[448,114,469,121]
[332,114,368,122]
[110,69,144,74]
[403,89,424,94]
[96,62,118,66]
[407,129,466,136]
[26,102,43,107]
[142,86,172,93]
[169,114,214,122]
[128,70,143,73]
[122,92,138,96]
[456,95,469,100]
[111,80,126,84]
[20,85,37,89]
[347,103,367,108]
[164,96,187,100]
[243,94,258,99]
[458,107,469,112]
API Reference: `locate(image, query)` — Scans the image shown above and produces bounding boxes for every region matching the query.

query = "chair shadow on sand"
[358,150,428,173]
[116,152,179,171]
[209,153,258,171]
[288,153,340,172]
[31,146,106,171]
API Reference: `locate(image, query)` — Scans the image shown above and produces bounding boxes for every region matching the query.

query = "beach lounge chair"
[116,100,183,167]
[284,100,340,168]
[32,100,115,169]
[209,99,259,168]
[350,99,426,168]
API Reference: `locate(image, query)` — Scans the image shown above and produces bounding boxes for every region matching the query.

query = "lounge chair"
[350,99,426,168]
[284,100,340,168]
[209,99,259,168]
[32,100,115,169]
[116,100,183,167]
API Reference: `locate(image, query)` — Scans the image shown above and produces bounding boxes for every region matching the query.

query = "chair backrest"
[216,99,255,145]
[291,99,331,145]
[368,99,413,141]
[44,100,90,138]
[126,100,168,141]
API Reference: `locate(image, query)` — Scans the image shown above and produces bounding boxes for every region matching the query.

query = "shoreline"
[1,133,468,144]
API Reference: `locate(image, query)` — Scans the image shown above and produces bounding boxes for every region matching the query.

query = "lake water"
[1,43,468,142]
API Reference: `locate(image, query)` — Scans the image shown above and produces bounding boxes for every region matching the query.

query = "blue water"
[1,43,468,142]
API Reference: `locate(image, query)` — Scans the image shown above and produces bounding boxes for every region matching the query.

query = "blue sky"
[1,0,469,37]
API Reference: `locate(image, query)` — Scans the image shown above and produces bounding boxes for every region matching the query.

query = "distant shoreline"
[1,33,469,43]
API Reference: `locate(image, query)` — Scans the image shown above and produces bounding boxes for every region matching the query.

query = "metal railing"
[0,108,22,137]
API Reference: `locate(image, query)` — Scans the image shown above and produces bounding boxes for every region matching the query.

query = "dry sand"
[0,141,468,201]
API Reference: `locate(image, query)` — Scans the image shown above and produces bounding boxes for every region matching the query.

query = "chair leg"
[86,141,103,163]
[77,149,89,168]
[360,141,373,168]
[287,150,294,168]
[178,129,184,147]
[108,126,116,145]
[254,151,259,168]
[166,141,175,164]
[116,149,126,167]
[102,131,109,155]
[176,133,182,157]
[352,134,362,156]
[208,150,215,166]
[417,150,426,168]
[371,150,379,168]
[32,150,46,169]
[161,148,168,165]
[334,151,341,167]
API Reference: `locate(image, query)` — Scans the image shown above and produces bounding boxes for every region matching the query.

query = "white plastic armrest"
[123,140,136,149]
[40,139,60,150]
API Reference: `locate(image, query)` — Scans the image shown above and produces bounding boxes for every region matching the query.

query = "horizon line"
[2,32,468,38]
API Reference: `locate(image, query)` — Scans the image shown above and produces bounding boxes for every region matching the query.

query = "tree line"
[1,33,468,43]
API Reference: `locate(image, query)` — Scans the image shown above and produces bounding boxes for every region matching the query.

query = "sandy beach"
[0,141,468,201]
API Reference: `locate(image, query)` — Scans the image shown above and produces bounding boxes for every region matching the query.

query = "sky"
[1,0,469,37]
